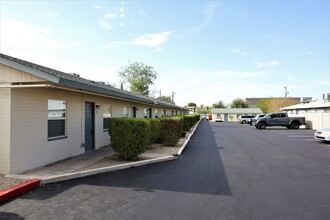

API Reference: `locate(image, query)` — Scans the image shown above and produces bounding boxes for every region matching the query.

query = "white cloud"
[256,60,281,69]
[131,32,171,47]
[94,5,101,9]
[105,41,129,48]
[104,6,127,20]
[304,50,315,55]
[191,1,221,33]
[106,13,117,18]
[138,9,147,17]
[47,11,61,17]
[214,70,266,78]
[302,47,316,56]
[229,48,255,56]
[72,41,80,47]
[98,20,113,30]
[1,19,65,50]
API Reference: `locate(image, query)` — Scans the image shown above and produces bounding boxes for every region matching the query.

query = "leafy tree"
[119,61,157,96]
[187,102,197,107]
[157,95,174,104]
[197,109,210,114]
[256,98,270,113]
[212,100,226,108]
[257,98,298,113]
[230,98,248,108]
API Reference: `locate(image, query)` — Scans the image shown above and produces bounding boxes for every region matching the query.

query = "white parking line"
[289,135,313,138]
[304,139,317,141]
[278,133,314,135]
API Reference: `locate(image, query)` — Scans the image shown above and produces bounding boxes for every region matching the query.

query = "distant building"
[185,105,210,114]
[211,108,262,122]
[281,94,330,129]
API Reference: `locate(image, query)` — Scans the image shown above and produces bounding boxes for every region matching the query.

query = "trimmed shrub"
[109,118,150,161]
[159,117,183,146]
[148,118,161,144]
[181,114,200,131]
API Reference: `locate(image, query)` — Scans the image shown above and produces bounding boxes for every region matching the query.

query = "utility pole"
[283,86,289,98]
[172,91,176,102]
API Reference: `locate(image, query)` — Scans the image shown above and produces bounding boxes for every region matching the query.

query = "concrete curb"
[0,120,201,202]
[41,155,176,185]
[176,120,201,156]
[0,178,40,203]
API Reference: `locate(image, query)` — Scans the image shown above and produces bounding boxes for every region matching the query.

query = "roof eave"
[58,78,183,109]
[0,57,60,83]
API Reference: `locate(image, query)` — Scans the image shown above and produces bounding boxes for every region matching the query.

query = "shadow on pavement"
[0,212,25,219]
[15,120,232,201]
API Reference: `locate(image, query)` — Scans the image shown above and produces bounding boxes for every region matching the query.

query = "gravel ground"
[75,143,181,171]
[0,174,27,191]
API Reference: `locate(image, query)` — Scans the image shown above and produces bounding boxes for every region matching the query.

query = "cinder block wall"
[0,88,11,174]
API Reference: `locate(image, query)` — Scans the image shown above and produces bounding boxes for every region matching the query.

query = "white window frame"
[48,99,67,140]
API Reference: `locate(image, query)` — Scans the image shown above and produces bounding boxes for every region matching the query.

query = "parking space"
[230,121,330,146]
[266,128,316,142]
[208,121,330,219]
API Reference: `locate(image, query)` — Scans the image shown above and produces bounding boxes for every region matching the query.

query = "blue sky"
[1,0,329,107]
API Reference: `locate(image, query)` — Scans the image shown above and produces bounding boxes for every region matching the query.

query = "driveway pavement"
[1,121,329,220]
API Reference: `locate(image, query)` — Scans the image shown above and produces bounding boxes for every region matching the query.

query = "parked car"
[238,115,255,124]
[255,112,306,129]
[215,117,223,122]
[201,114,209,120]
[314,128,330,142]
[249,114,266,126]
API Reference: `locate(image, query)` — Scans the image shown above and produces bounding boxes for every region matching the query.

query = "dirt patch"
[76,143,181,171]
[0,174,27,191]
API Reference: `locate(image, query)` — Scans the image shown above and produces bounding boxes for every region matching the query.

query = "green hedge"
[148,118,161,144]
[109,118,150,161]
[181,114,200,131]
[159,117,183,146]
[108,115,199,158]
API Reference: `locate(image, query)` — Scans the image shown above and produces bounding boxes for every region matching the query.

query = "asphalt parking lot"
[1,120,329,220]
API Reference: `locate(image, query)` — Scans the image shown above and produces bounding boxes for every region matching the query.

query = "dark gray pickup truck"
[255,112,306,129]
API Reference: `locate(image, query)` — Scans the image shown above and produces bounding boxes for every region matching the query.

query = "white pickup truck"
[255,112,306,129]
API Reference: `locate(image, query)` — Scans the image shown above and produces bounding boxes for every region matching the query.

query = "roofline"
[58,78,184,110]
[0,57,60,83]
[0,54,185,110]
[59,78,153,104]
[281,105,330,110]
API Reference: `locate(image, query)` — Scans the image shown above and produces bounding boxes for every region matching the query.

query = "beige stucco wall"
[0,88,11,174]
[286,110,330,130]
[211,113,239,122]
[10,88,85,173]
[6,86,184,174]
[305,112,330,130]
[9,87,149,173]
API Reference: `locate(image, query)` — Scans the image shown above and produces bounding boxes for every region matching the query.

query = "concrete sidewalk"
[1,120,200,202]
[7,145,179,185]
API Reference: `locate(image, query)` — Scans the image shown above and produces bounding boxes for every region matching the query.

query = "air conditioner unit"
[300,97,312,103]
[70,73,80,77]
[323,93,330,100]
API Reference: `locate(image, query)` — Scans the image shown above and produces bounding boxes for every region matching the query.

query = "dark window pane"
[48,120,65,138]
[103,118,110,130]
